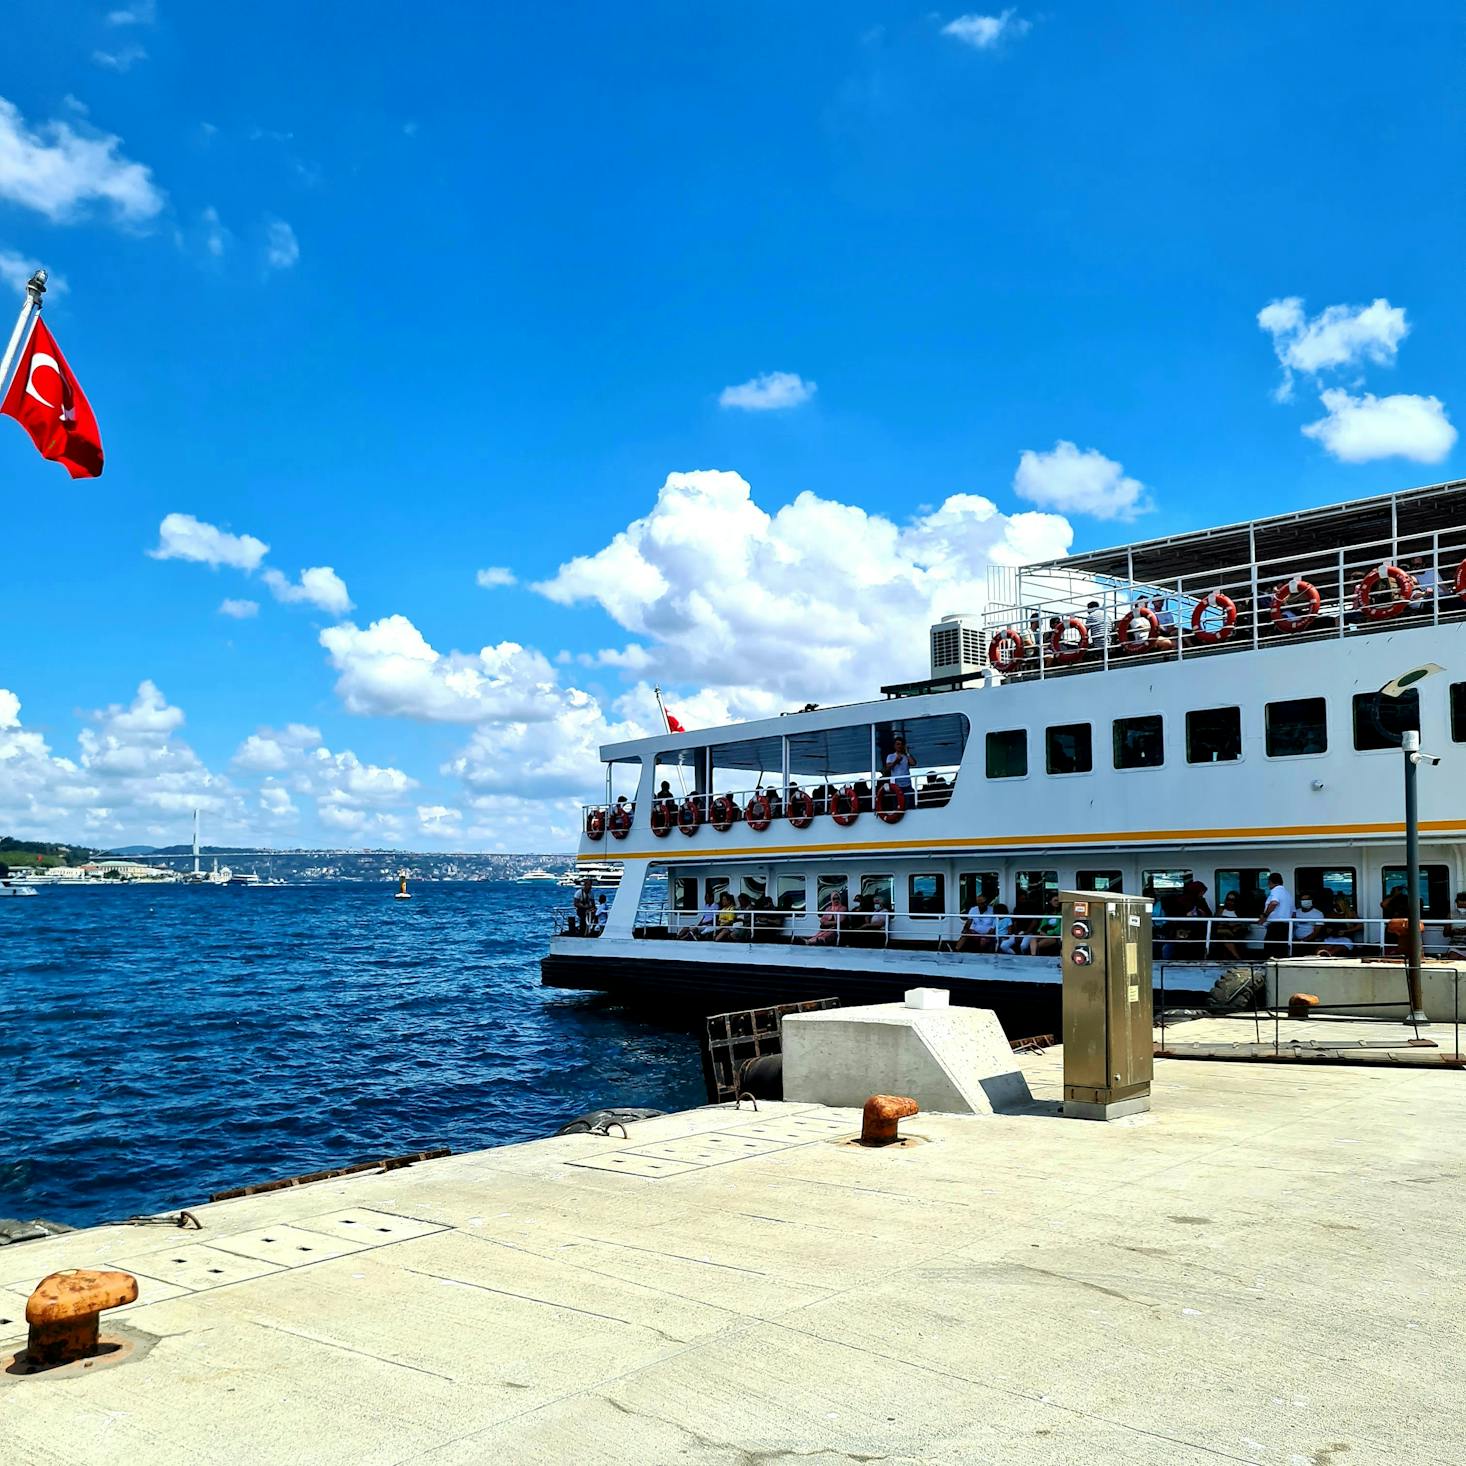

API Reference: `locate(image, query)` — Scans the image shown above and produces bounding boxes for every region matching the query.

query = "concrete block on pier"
[781,999,1032,1114]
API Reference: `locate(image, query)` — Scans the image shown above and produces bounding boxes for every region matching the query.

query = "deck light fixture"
[1375,663,1446,1027]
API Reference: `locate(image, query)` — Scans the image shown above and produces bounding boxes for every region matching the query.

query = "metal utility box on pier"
[1060,890,1153,1120]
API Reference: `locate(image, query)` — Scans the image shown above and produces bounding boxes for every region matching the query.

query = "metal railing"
[985,527,1466,684]
[581,771,959,835]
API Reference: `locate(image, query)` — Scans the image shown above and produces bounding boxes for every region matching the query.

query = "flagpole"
[0,269,45,400]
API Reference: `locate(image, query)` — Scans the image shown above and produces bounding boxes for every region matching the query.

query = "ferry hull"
[541,938,1214,1038]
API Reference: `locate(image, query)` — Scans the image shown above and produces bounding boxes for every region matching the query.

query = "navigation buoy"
[395,875,412,901]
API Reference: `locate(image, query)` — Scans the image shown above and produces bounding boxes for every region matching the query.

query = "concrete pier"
[3,1046,1464,1464]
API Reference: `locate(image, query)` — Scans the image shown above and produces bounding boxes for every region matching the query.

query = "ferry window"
[1113,715,1163,769]
[1214,869,1268,909]
[1265,697,1327,757]
[775,874,806,912]
[741,876,767,901]
[673,877,698,912]
[816,874,848,911]
[1015,870,1058,909]
[1142,869,1192,900]
[1352,690,1419,751]
[1045,723,1092,775]
[1382,865,1451,918]
[860,874,894,912]
[874,713,969,779]
[958,871,999,909]
[908,873,945,917]
[1076,869,1124,893]
[986,729,1027,779]
[1294,867,1356,908]
[703,877,729,907]
[1451,682,1466,742]
[1186,706,1241,764]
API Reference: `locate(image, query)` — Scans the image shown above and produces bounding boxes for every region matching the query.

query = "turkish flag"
[2,318,104,478]
[666,710,685,733]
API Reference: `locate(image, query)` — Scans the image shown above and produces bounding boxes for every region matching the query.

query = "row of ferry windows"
[678,864,1455,916]
[983,684,1466,778]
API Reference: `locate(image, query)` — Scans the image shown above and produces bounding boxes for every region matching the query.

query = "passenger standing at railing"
[1084,600,1107,654]
[574,877,595,936]
[883,735,916,795]
[1262,872,1295,957]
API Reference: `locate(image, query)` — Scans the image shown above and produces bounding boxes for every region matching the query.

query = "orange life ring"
[1356,563,1415,621]
[787,789,815,829]
[745,794,771,832]
[1047,617,1088,665]
[988,627,1026,673]
[1190,591,1237,644]
[830,785,860,827]
[608,805,632,840]
[1270,577,1320,633]
[874,780,906,824]
[1455,557,1466,599]
[585,808,606,841]
[1116,605,1160,653]
[709,796,738,833]
[677,798,702,837]
[649,801,673,838]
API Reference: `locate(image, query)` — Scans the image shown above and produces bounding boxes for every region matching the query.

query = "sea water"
[0,881,706,1227]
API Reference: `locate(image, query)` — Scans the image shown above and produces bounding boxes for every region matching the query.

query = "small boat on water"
[516,867,561,884]
[228,868,284,887]
[0,882,37,898]
[394,874,412,901]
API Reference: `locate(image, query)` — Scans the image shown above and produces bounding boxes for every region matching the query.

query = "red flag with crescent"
[1,317,104,478]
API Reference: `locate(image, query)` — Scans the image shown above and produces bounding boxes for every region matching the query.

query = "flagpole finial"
[26,270,46,307]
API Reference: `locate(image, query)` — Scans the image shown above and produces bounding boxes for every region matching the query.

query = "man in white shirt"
[1292,894,1327,950]
[679,899,719,940]
[1262,871,1295,956]
[883,736,915,794]
[956,894,996,953]
[866,900,890,945]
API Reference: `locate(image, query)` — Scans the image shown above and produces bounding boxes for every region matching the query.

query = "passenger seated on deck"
[716,893,754,943]
[1291,893,1328,953]
[679,896,719,940]
[1211,891,1250,961]
[1442,892,1466,959]
[920,771,951,807]
[709,892,740,942]
[1162,881,1212,960]
[956,893,996,953]
[1024,897,1062,957]
[992,903,1020,955]
[799,895,848,946]
[761,785,783,820]
[1318,895,1362,955]
[1381,894,1424,957]
[865,898,890,945]
[750,894,784,943]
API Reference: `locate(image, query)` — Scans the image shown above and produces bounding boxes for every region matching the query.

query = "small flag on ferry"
[1,317,104,478]
[665,709,685,734]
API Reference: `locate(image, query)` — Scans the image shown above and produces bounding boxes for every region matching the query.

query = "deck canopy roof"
[1024,478,1466,585]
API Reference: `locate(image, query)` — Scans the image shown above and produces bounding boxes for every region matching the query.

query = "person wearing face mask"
[1443,892,1466,959]
[1292,892,1328,952]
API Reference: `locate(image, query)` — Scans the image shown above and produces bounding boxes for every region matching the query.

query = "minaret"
[192,808,200,877]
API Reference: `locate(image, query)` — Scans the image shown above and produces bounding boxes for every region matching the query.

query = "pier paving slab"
[2,1058,1463,1464]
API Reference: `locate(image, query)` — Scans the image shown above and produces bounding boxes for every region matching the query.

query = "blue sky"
[3,2,1464,850]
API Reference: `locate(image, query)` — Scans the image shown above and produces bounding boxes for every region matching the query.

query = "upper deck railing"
[983,523,1466,683]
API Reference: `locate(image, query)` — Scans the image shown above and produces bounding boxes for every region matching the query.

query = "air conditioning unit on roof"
[929,614,985,680]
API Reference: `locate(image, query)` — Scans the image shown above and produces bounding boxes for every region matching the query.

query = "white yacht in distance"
[516,867,561,884]
[557,861,623,890]
[542,477,1466,1036]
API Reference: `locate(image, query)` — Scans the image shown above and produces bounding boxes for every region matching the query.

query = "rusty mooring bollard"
[860,1094,919,1147]
[1287,992,1321,1019]
[25,1269,138,1370]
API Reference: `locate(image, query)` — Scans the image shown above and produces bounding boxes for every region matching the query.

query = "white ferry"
[557,860,624,890]
[542,479,1466,1035]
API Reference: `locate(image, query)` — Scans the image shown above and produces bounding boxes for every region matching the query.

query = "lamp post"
[1376,664,1445,1027]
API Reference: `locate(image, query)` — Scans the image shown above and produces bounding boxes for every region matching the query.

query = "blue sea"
[1,881,706,1228]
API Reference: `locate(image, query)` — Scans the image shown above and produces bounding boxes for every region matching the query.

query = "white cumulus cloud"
[1301,389,1457,464]
[264,217,299,270]
[92,44,148,72]
[718,371,817,411]
[218,598,258,619]
[0,95,164,224]
[1012,441,1150,522]
[150,513,269,571]
[533,469,1072,707]
[1257,296,1409,401]
[475,566,517,589]
[262,565,353,616]
[941,10,1030,49]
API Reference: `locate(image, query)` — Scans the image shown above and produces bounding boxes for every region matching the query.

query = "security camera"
[1410,752,1441,767]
